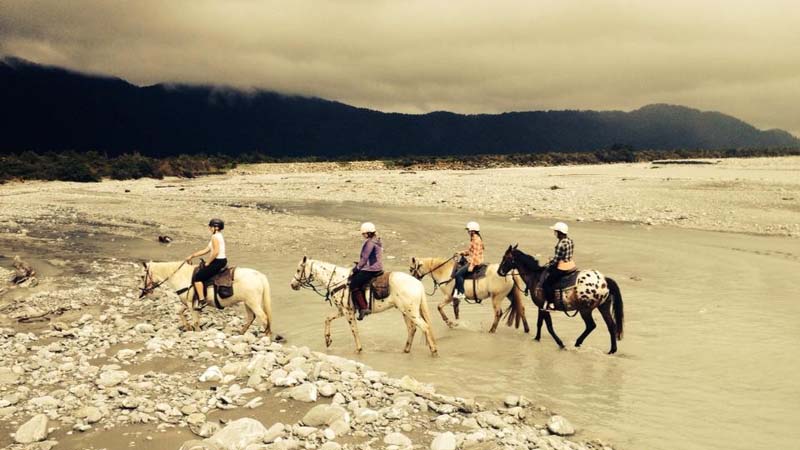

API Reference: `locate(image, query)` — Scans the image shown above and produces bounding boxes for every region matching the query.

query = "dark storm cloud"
[1,0,798,135]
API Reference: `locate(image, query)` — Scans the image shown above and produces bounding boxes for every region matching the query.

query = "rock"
[116,349,137,360]
[0,367,20,385]
[193,421,221,438]
[399,375,435,396]
[97,370,129,387]
[547,415,575,436]
[262,422,285,443]
[208,418,267,450]
[302,404,349,427]
[200,366,224,383]
[76,406,103,424]
[319,442,341,450]
[14,414,49,444]
[179,440,224,450]
[503,395,520,407]
[430,431,456,450]
[288,383,318,402]
[187,413,206,426]
[384,432,412,447]
[328,419,350,436]
[319,383,337,397]
[356,408,379,424]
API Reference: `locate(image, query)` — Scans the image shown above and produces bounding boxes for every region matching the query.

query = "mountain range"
[2,57,797,157]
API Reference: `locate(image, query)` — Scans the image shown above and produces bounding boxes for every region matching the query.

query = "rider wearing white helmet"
[186,218,228,310]
[542,221,575,310]
[350,222,383,320]
[453,221,484,300]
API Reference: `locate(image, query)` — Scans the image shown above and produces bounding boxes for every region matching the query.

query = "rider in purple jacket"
[350,222,383,320]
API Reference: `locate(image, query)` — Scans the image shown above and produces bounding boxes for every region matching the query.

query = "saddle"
[367,272,391,304]
[451,259,488,302]
[191,263,236,306]
[535,268,579,308]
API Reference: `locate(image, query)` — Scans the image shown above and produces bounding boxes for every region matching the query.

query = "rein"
[140,261,186,298]
[294,261,348,304]
[412,255,457,295]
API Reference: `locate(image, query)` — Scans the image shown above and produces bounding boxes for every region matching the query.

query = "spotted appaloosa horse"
[497,245,624,354]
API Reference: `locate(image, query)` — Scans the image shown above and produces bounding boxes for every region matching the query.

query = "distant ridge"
[1,57,798,157]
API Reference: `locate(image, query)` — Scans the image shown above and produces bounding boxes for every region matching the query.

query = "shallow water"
[18,201,799,450]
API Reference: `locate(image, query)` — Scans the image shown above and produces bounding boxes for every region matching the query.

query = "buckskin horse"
[290,256,438,355]
[409,256,530,333]
[140,261,273,336]
[497,245,624,354]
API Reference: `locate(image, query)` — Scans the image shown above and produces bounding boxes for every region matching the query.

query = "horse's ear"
[140,261,147,268]
[513,243,518,249]
[411,257,416,264]
[302,255,307,263]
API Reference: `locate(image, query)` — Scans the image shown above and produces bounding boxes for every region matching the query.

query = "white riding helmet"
[549,221,569,234]
[465,221,480,232]
[360,222,376,234]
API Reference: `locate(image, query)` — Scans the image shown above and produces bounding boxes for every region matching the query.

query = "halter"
[139,261,186,298]
[293,260,347,304]
[409,255,458,296]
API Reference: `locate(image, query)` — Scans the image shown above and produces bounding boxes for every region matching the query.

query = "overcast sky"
[2,0,798,135]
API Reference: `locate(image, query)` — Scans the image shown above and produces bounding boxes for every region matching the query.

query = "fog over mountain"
[2,58,797,157]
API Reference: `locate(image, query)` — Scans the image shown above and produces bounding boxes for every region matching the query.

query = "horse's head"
[497,244,519,276]
[290,256,312,290]
[409,257,425,279]
[139,261,155,298]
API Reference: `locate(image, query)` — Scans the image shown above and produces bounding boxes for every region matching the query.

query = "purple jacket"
[357,237,383,272]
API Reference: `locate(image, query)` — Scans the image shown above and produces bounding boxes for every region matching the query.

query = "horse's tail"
[504,282,525,329]
[419,290,433,328]
[260,273,273,336]
[607,277,624,340]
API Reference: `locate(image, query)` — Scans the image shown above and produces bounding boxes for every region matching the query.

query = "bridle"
[409,255,458,296]
[139,261,186,298]
[293,260,347,304]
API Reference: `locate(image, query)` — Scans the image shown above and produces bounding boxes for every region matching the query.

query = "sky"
[2,0,799,136]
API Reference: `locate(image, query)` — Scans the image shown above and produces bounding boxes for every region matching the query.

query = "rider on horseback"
[542,221,575,311]
[350,222,383,321]
[453,221,484,301]
[186,218,227,311]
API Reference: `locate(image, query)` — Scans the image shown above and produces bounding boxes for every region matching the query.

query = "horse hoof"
[533,337,541,342]
[608,349,617,355]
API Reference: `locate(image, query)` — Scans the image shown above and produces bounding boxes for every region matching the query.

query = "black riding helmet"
[208,218,225,230]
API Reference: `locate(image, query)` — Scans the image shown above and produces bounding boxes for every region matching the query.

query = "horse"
[140,261,273,336]
[409,256,530,333]
[290,256,438,356]
[497,245,624,354]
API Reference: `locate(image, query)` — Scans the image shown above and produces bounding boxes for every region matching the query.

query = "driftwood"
[11,256,36,285]
[158,235,173,244]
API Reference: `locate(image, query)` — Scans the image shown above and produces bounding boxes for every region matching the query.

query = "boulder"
[179,440,224,450]
[288,383,318,402]
[384,432,412,447]
[14,414,49,444]
[546,415,575,436]
[208,418,267,450]
[97,370,130,387]
[430,431,456,450]
[301,404,348,427]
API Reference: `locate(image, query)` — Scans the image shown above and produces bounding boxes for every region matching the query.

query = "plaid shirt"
[467,234,484,268]
[548,237,574,266]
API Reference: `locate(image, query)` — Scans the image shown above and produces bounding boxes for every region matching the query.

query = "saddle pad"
[464,264,488,280]
[210,267,236,287]
[369,272,391,300]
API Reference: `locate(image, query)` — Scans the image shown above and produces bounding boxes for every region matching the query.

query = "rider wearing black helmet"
[186,219,227,310]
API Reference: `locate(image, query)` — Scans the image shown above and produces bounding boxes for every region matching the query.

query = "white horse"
[290,257,438,355]
[140,261,273,336]
[409,256,530,333]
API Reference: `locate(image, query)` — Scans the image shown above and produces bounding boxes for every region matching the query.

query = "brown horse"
[497,245,624,354]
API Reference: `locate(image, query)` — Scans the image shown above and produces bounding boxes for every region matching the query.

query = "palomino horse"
[409,256,530,333]
[140,261,273,336]
[497,245,624,354]
[290,257,438,355]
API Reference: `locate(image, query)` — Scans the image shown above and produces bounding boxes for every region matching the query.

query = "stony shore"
[0,260,606,450]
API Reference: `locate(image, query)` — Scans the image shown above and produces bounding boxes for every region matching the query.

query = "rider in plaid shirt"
[542,222,576,310]
[453,221,484,300]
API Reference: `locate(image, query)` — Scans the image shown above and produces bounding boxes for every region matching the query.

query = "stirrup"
[193,299,208,311]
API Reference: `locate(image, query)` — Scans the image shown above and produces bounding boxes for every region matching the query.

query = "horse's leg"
[542,312,565,349]
[345,311,363,353]
[402,314,417,353]
[488,293,504,333]
[241,304,256,335]
[534,309,544,341]
[575,309,597,348]
[177,301,191,332]
[437,285,456,328]
[598,301,618,354]
[324,310,344,348]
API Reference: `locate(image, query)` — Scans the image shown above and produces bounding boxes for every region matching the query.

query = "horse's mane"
[512,249,543,271]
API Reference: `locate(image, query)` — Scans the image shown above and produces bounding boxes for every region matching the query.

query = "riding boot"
[352,289,370,320]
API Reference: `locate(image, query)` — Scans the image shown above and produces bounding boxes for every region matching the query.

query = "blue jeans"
[454,265,473,295]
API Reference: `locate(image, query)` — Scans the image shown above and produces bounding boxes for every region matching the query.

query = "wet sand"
[1,156,799,450]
